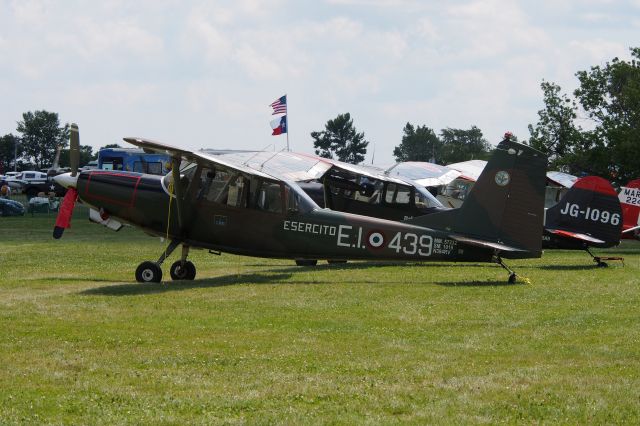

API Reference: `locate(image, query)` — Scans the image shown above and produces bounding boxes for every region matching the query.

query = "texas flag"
[270,115,287,135]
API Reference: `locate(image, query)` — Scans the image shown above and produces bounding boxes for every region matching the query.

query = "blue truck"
[98,148,171,175]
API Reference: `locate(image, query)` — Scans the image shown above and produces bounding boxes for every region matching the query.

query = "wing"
[386,161,461,187]
[203,150,333,181]
[546,171,578,188]
[123,137,276,180]
[445,159,488,182]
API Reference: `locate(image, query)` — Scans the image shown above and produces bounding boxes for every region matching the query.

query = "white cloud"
[65,82,160,107]
[0,1,636,163]
[10,0,51,25]
[233,44,283,80]
[184,11,233,62]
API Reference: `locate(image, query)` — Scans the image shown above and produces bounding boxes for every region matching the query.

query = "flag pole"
[286,93,290,151]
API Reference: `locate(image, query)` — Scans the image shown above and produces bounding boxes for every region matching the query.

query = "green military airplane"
[53,125,547,284]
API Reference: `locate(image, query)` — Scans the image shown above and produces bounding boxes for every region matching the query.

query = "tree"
[16,110,70,170]
[311,113,369,164]
[572,47,640,183]
[100,143,121,150]
[527,81,582,170]
[392,123,441,163]
[439,126,491,164]
[59,145,96,167]
[0,134,22,174]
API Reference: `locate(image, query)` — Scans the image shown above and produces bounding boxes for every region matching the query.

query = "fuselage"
[75,169,501,263]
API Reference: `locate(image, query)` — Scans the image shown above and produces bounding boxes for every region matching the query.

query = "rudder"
[406,140,547,254]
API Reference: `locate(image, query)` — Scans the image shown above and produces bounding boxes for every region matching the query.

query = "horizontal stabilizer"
[546,228,605,244]
[449,234,528,252]
[622,225,640,234]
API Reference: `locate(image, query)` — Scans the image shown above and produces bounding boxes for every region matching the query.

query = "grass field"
[1,207,639,424]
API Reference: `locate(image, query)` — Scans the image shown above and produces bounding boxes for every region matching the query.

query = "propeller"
[47,144,63,177]
[70,123,79,177]
[53,188,78,239]
[53,123,80,239]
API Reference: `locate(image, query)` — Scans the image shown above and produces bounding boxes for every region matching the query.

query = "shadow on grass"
[25,277,116,283]
[530,264,601,271]
[80,261,522,296]
[80,272,296,296]
[263,261,495,273]
[434,280,522,287]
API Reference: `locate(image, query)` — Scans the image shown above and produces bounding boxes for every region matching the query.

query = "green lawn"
[1,209,639,424]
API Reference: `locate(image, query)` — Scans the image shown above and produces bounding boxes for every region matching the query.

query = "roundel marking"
[368,231,385,248]
[495,170,511,187]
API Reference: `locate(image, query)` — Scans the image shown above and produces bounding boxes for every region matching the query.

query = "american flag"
[270,95,287,115]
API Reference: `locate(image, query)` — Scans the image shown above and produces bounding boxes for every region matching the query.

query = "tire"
[135,261,162,283]
[295,259,318,266]
[170,260,196,280]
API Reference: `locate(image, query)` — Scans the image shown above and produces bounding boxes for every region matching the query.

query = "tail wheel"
[295,259,318,266]
[170,260,196,280]
[136,261,162,283]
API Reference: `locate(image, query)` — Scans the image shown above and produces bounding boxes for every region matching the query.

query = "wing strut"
[170,156,185,232]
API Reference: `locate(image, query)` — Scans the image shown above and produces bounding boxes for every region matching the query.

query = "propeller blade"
[48,144,63,177]
[53,187,78,239]
[70,123,80,177]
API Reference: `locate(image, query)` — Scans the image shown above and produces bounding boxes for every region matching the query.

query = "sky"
[0,0,638,166]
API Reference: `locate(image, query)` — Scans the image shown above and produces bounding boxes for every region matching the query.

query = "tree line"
[0,111,96,173]
[2,47,637,185]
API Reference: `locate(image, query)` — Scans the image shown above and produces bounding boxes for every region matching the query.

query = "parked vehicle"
[6,170,66,198]
[98,147,170,175]
[0,198,25,216]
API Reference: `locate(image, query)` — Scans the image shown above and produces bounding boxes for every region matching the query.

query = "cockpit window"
[255,181,283,213]
[385,183,411,205]
[162,162,198,196]
[284,181,317,214]
[414,186,444,209]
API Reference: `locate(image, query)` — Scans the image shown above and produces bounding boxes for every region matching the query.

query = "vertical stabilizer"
[405,140,547,254]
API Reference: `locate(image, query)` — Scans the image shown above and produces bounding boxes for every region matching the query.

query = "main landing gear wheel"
[508,273,517,284]
[295,259,318,266]
[596,261,608,268]
[169,260,196,280]
[135,261,162,283]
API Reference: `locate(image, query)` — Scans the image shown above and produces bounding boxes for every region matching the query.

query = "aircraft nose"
[53,172,78,189]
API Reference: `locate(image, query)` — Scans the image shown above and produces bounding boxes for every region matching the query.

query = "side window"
[147,162,162,175]
[205,169,231,203]
[384,183,410,204]
[25,173,35,179]
[385,183,397,203]
[227,176,248,207]
[395,185,411,204]
[357,177,382,204]
[255,181,283,213]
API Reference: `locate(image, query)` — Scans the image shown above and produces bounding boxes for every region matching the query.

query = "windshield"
[161,162,197,196]
[415,185,444,209]
[284,180,318,214]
